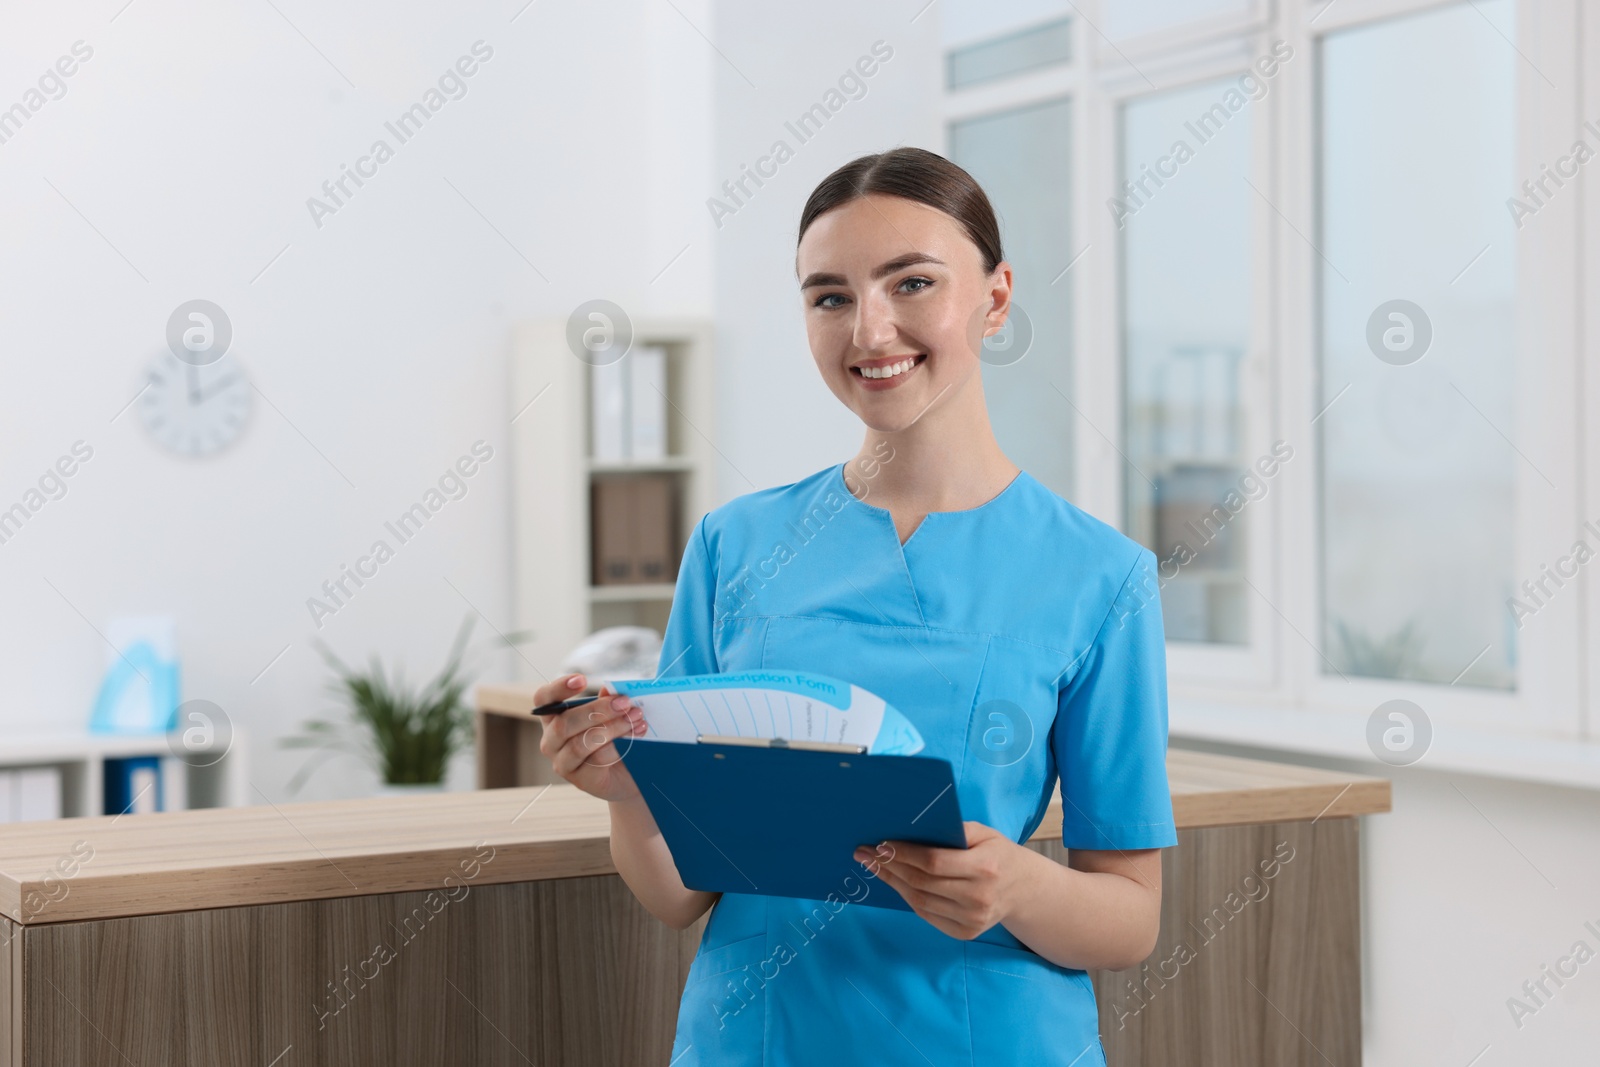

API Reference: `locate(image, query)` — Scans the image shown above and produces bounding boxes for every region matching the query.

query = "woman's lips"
[851,353,926,390]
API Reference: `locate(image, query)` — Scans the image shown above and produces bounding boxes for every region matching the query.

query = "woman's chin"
[853,404,924,435]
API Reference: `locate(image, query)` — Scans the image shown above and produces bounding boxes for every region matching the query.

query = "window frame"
[1288,0,1585,742]
[1097,37,1284,688]
[939,0,1595,756]
[1089,0,1272,65]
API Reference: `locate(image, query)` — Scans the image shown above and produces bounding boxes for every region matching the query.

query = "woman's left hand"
[853,821,1024,940]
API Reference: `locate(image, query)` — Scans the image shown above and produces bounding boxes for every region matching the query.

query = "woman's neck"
[844,403,1020,515]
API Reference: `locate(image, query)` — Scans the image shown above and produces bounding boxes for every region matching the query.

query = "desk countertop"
[0,747,1388,927]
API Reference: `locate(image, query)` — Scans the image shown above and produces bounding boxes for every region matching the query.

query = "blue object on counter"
[88,640,179,735]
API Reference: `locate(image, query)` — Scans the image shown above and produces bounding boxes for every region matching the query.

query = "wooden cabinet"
[0,751,1388,1066]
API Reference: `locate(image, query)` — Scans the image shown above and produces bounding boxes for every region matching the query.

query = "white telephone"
[561,625,664,681]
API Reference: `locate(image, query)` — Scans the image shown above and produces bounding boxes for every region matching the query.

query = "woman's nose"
[851,296,898,351]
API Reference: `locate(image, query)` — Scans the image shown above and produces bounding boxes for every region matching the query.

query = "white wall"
[707,0,942,494]
[0,0,712,800]
[1176,738,1600,1065]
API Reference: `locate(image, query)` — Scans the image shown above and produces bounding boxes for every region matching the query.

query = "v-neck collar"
[831,462,1029,550]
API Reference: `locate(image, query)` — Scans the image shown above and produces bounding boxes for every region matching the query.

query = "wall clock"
[138,350,253,457]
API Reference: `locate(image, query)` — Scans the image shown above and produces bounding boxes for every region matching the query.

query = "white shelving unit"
[0,729,247,821]
[507,317,716,683]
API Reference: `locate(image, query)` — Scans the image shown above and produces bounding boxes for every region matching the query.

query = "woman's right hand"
[535,673,648,803]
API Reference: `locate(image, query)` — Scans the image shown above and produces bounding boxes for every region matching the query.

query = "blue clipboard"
[617,735,967,912]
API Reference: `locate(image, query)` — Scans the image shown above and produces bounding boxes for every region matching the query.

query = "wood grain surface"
[0,745,1387,927]
[15,875,707,1067]
[1079,818,1362,1066]
[6,819,1360,1067]
[2,915,15,1067]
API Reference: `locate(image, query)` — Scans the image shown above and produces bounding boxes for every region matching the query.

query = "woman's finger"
[875,860,964,909]
[533,672,588,710]
[541,691,630,754]
[870,840,974,880]
[550,708,642,778]
[873,863,976,928]
[534,674,591,753]
[580,711,646,773]
[550,702,627,763]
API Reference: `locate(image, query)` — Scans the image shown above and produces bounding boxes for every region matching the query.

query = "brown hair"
[797,146,1004,275]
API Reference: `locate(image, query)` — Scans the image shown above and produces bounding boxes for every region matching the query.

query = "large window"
[1119,78,1255,645]
[1317,0,1518,690]
[942,0,1589,752]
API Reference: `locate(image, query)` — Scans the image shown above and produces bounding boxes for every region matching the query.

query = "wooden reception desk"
[0,699,1390,1067]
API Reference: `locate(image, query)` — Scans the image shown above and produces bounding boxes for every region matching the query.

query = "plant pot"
[376,781,448,797]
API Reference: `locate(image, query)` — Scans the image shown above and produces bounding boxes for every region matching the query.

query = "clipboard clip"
[696,733,868,755]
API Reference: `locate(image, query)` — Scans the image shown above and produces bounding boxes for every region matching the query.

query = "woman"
[537,146,1176,1066]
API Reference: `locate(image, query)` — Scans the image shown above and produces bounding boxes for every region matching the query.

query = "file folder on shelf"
[616,734,966,912]
[104,755,162,816]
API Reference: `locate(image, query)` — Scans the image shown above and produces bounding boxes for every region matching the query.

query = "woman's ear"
[965,262,1015,357]
[972,265,1011,351]
[985,261,1014,326]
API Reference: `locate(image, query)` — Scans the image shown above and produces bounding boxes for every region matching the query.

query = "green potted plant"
[281,615,530,796]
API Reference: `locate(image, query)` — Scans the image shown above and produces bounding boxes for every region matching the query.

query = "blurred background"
[1,0,1597,1062]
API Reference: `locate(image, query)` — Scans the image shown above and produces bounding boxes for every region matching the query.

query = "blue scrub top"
[655,461,1177,1067]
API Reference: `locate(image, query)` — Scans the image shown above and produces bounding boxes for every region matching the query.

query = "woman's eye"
[813,293,848,309]
[899,276,933,294]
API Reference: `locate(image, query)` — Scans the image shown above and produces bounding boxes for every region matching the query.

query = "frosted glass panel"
[1120,78,1253,645]
[1318,0,1517,688]
[1101,0,1251,40]
[946,17,1072,89]
[949,96,1074,498]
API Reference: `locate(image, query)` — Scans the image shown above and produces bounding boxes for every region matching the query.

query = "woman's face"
[796,193,1010,433]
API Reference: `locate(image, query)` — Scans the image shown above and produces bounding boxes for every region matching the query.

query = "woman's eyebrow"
[799,252,946,289]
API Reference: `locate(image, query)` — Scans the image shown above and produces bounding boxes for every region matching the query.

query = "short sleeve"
[655,514,719,679]
[1052,548,1178,851]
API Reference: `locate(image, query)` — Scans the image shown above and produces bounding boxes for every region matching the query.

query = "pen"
[529,695,603,716]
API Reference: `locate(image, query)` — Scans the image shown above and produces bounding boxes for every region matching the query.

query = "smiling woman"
[793,154,1012,521]
[525,146,1178,1067]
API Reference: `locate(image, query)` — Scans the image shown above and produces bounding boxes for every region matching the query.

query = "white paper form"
[609,670,925,755]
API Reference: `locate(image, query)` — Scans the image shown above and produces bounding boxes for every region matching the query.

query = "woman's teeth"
[857,355,923,379]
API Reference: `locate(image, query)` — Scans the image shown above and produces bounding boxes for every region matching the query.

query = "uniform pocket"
[672,933,768,1063]
[687,931,768,981]
[963,940,1106,1065]
[957,634,1061,837]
